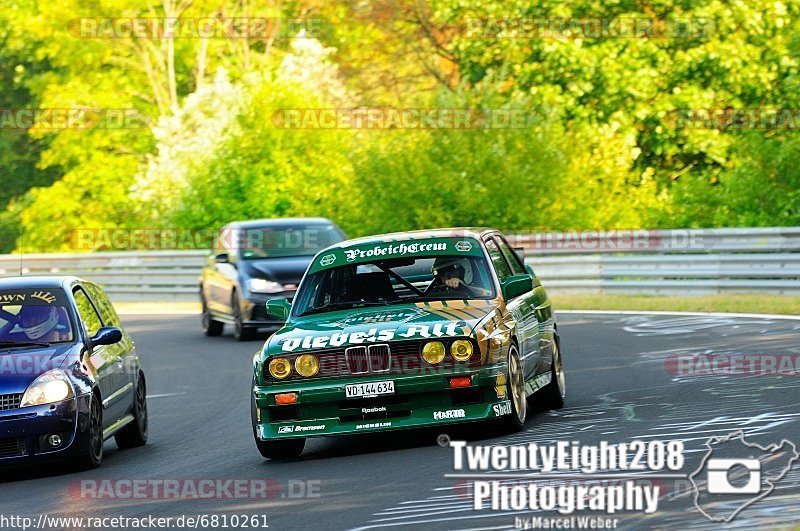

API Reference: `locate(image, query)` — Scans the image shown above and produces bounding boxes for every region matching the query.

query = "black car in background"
[199,218,346,341]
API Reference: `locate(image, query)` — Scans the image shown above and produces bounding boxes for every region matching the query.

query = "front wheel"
[233,292,255,342]
[502,344,527,432]
[251,392,305,459]
[76,393,103,469]
[255,437,306,460]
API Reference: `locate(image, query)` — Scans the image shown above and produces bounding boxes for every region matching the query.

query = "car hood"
[265,299,503,356]
[242,256,313,285]
[0,343,75,394]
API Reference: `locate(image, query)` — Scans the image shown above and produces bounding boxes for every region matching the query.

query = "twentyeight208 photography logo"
[690,431,799,522]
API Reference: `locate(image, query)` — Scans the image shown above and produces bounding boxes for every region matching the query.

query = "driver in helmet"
[17,305,69,342]
[427,256,487,297]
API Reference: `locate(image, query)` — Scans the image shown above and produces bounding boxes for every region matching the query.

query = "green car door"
[483,235,541,380]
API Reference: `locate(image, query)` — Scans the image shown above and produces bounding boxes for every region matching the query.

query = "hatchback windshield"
[225,223,345,260]
[293,255,496,317]
[0,289,74,345]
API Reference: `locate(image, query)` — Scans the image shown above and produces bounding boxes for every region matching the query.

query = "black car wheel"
[540,335,566,409]
[233,292,255,342]
[251,390,304,459]
[503,344,527,432]
[77,393,103,469]
[201,293,224,337]
[115,374,149,449]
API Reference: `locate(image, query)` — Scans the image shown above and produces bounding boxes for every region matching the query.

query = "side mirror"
[266,298,291,321]
[214,253,230,264]
[501,274,533,300]
[92,326,123,346]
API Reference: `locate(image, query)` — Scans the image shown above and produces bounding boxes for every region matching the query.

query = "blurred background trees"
[1,0,798,251]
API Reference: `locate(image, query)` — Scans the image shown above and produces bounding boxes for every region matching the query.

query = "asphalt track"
[1,312,799,530]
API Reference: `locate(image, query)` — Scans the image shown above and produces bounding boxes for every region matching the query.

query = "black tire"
[115,374,149,449]
[503,344,527,432]
[201,293,224,337]
[77,393,103,469]
[251,392,305,459]
[233,292,255,342]
[539,335,565,410]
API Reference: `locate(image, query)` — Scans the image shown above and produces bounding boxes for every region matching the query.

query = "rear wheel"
[502,344,527,432]
[540,335,565,410]
[233,292,255,342]
[115,374,149,449]
[201,293,224,337]
[251,392,305,459]
[77,393,103,469]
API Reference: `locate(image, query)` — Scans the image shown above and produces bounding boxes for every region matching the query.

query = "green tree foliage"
[1,0,798,252]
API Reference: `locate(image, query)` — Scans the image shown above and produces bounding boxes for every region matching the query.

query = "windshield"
[227,223,345,260]
[293,255,496,317]
[0,289,74,346]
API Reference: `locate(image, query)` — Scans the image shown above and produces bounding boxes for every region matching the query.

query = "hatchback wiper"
[0,340,52,348]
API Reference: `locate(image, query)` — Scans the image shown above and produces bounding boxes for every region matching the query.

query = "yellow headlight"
[422,341,446,364]
[295,354,319,377]
[269,358,292,379]
[451,340,473,361]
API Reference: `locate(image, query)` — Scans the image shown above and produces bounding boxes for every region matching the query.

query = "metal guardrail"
[0,250,206,301]
[0,228,798,300]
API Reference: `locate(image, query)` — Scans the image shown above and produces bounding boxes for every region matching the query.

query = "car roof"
[321,228,497,251]
[0,275,84,291]
[223,218,337,230]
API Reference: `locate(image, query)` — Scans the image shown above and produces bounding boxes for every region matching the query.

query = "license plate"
[345,381,395,398]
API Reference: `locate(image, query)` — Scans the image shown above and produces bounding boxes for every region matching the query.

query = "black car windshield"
[226,223,345,260]
[0,289,74,346]
[293,255,496,317]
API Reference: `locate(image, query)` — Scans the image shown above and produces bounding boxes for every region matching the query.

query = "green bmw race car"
[251,229,565,458]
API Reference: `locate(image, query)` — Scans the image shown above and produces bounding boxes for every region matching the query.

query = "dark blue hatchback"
[0,276,147,468]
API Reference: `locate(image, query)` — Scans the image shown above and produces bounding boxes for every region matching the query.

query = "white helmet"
[432,256,473,283]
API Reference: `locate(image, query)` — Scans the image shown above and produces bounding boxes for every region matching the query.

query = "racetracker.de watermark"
[69,226,328,251]
[505,229,705,253]
[69,17,321,39]
[68,478,320,500]
[271,108,536,129]
[0,109,145,130]
[666,353,800,377]
[464,17,716,40]
[670,108,800,130]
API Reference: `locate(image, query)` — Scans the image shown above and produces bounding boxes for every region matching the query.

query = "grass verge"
[552,294,800,316]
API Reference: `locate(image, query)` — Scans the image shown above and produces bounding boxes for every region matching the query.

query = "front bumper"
[0,394,91,464]
[253,368,511,440]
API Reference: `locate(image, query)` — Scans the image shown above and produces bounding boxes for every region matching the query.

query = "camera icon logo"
[706,458,761,494]
[690,431,798,522]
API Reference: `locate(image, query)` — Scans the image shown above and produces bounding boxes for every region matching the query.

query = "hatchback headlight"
[422,341,446,364]
[451,340,473,361]
[295,354,319,377]
[248,278,284,294]
[20,369,74,407]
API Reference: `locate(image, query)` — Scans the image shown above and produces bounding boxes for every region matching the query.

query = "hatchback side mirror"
[501,274,533,300]
[266,298,291,320]
[92,326,123,346]
[214,253,230,264]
